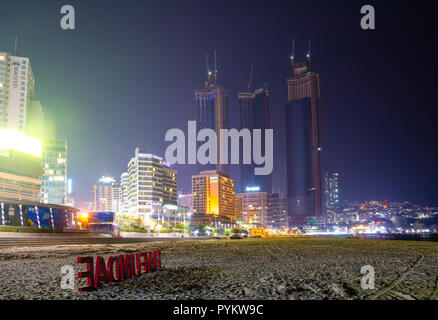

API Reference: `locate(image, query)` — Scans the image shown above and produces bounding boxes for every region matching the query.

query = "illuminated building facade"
[162,164,178,205]
[120,172,129,214]
[0,129,42,202]
[41,139,68,205]
[240,190,270,227]
[239,191,288,230]
[195,51,229,174]
[191,170,236,226]
[123,147,177,223]
[0,52,35,132]
[268,193,288,230]
[285,43,326,227]
[326,172,340,208]
[94,176,120,213]
[238,83,271,193]
[234,194,243,223]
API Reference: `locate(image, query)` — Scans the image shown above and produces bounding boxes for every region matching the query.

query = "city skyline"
[1,0,436,207]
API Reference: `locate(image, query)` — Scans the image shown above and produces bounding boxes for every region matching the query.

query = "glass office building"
[41,139,67,205]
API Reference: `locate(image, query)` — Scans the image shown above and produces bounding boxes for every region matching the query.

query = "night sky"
[1,0,437,206]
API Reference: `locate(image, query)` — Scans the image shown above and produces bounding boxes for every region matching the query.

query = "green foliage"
[120,227,149,233]
[119,217,142,228]
[193,224,207,232]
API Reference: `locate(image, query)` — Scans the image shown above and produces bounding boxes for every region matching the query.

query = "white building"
[0,52,35,132]
[123,147,177,225]
[94,176,120,213]
[120,172,129,214]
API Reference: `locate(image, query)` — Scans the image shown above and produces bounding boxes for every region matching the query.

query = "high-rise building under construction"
[195,51,229,174]
[238,63,271,193]
[284,40,326,227]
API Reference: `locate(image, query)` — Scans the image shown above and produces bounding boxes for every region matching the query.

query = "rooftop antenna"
[205,53,212,81]
[248,63,254,91]
[14,36,18,55]
[214,49,217,83]
[291,38,295,64]
[306,37,311,64]
[290,38,295,74]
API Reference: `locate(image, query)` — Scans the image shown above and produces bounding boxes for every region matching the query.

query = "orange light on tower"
[208,176,219,215]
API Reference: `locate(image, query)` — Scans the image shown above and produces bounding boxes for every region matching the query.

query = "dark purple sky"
[1,0,437,206]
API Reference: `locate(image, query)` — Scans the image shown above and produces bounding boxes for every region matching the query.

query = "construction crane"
[214,49,217,83]
[205,53,212,81]
[291,38,295,65]
[248,62,254,91]
[307,37,311,62]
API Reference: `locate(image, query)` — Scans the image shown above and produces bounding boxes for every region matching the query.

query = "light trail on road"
[0,235,206,248]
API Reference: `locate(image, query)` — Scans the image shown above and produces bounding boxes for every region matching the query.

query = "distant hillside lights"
[165,121,273,175]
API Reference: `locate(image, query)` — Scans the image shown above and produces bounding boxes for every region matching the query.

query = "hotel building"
[123,147,177,225]
[94,176,120,213]
[268,193,288,230]
[0,52,35,132]
[120,172,129,214]
[191,170,236,226]
[240,190,270,227]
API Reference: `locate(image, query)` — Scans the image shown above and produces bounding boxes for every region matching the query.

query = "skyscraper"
[41,139,68,205]
[238,64,271,193]
[326,172,340,208]
[195,51,229,173]
[0,52,35,132]
[284,40,326,227]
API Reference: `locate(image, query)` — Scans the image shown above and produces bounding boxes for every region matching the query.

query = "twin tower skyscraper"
[194,41,326,227]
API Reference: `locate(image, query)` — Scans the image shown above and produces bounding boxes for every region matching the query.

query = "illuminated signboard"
[246,186,260,192]
[0,129,42,157]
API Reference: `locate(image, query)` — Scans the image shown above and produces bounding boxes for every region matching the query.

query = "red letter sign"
[77,256,94,292]
[94,256,109,288]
